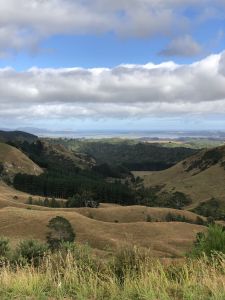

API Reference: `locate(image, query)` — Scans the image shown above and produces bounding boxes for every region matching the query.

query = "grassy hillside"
[0,181,207,257]
[0,142,43,179]
[0,206,205,257]
[134,145,225,209]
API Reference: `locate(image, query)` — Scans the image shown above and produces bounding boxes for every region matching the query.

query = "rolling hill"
[0,142,43,179]
[134,145,225,208]
[0,131,213,258]
[0,205,205,257]
[0,181,207,257]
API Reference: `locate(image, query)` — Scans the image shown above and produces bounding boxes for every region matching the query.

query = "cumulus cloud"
[159,35,202,57]
[0,52,225,121]
[0,0,224,55]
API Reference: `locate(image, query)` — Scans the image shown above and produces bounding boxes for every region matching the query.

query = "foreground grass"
[0,246,225,300]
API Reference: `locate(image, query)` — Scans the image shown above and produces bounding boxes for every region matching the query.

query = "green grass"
[0,245,225,299]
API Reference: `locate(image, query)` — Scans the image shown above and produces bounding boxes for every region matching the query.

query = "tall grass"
[0,245,225,299]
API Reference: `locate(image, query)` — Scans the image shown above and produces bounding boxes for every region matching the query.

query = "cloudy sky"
[0,0,225,131]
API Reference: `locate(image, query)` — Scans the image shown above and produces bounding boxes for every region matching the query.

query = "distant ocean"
[35,130,225,139]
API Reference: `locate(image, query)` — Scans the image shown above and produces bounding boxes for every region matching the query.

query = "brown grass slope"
[0,206,205,257]
[134,145,225,208]
[0,181,206,222]
[0,182,207,257]
[0,142,43,178]
[75,205,205,223]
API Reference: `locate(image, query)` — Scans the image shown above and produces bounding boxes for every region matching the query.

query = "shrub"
[0,237,10,257]
[46,216,75,250]
[146,215,152,222]
[165,212,188,223]
[27,196,33,204]
[16,239,48,266]
[190,224,225,257]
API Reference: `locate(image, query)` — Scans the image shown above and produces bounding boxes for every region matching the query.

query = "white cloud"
[0,52,225,121]
[0,0,224,55]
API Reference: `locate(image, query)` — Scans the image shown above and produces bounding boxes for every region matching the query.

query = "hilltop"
[0,130,37,144]
[134,145,225,209]
[0,142,43,180]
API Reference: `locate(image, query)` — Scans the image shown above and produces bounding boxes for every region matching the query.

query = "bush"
[16,239,48,266]
[46,216,75,250]
[112,246,151,283]
[165,212,189,223]
[190,224,225,257]
[146,215,152,222]
[0,237,10,257]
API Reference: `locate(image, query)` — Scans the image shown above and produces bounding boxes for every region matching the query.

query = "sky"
[0,0,225,132]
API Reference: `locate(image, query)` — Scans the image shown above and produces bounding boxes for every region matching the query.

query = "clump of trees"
[66,191,99,208]
[27,196,66,208]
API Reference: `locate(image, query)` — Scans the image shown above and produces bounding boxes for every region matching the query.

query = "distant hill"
[17,140,96,170]
[0,142,43,180]
[49,139,198,171]
[0,130,38,144]
[134,145,225,209]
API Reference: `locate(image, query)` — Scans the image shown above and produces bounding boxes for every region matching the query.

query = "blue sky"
[0,0,225,132]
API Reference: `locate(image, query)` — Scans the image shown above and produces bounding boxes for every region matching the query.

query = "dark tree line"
[14,172,136,205]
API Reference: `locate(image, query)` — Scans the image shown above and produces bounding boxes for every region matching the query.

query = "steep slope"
[134,145,225,207]
[42,141,96,169]
[0,142,43,179]
[18,140,96,170]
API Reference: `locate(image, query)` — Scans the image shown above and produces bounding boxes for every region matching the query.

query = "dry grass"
[133,156,225,209]
[0,205,206,257]
[0,246,225,299]
[0,181,208,257]
[0,142,42,177]
[75,205,206,223]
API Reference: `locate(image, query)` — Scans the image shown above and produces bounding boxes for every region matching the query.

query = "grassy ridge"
[0,246,225,299]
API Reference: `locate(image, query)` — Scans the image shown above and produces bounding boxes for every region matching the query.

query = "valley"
[0,130,224,256]
[0,129,225,299]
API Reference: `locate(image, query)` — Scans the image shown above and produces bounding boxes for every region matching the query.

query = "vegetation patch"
[184,148,224,173]
[192,198,225,220]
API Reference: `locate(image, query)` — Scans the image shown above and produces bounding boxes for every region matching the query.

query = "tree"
[46,216,75,250]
